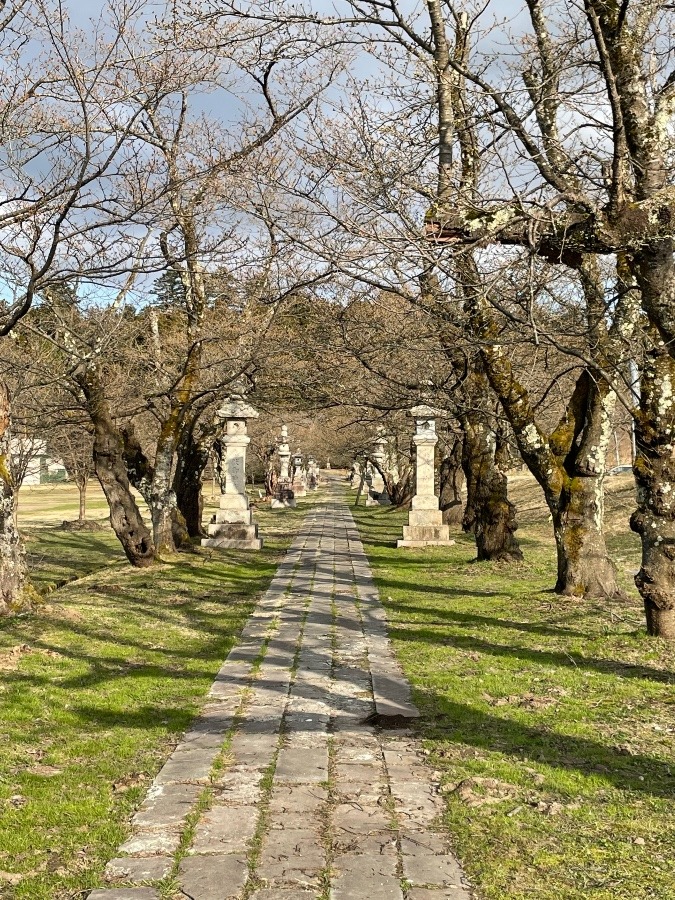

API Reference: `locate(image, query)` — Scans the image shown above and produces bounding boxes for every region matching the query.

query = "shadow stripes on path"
[90,478,473,900]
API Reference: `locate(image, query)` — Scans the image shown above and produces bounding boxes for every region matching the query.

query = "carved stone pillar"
[202,395,262,549]
[271,424,296,509]
[397,406,454,548]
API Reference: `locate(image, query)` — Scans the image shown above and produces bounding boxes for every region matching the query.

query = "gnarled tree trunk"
[420,270,521,561]
[0,381,31,615]
[553,473,617,598]
[482,345,620,597]
[630,339,675,638]
[381,458,414,508]
[78,369,155,567]
[461,406,522,562]
[457,253,621,598]
[122,424,190,553]
[151,438,178,557]
[547,369,619,598]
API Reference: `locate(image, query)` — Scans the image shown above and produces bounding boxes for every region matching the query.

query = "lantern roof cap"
[216,393,259,421]
[410,404,443,418]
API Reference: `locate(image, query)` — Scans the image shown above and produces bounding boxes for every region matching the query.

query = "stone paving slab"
[191,803,258,853]
[118,831,181,856]
[406,892,471,900]
[331,870,404,900]
[249,891,316,900]
[104,857,172,882]
[179,854,248,899]
[274,746,328,782]
[131,782,202,830]
[213,773,263,805]
[257,827,325,885]
[267,783,328,822]
[152,748,216,785]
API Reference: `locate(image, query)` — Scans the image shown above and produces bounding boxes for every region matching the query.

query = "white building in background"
[10,438,67,486]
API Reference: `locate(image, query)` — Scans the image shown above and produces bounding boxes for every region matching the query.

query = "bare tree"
[416,1,672,626]
[52,426,95,523]
[0,0,183,608]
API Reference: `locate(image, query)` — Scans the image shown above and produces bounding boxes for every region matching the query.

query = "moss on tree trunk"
[461,412,522,562]
[553,473,619,598]
[630,342,675,638]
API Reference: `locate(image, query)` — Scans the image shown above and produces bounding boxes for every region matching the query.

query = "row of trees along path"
[1,0,675,640]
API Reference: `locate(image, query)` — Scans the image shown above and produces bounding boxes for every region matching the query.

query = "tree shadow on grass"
[391,624,674,684]
[65,667,675,802]
[391,609,590,640]
[417,692,675,800]
[372,577,505,598]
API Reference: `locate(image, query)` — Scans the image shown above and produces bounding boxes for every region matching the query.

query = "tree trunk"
[382,465,414,509]
[545,370,620,599]
[151,441,178,557]
[265,466,278,497]
[0,381,32,615]
[553,472,618,598]
[264,450,278,498]
[78,479,87,522]
[630,341,675,638]
[439,438,465,525]
[78,369,155,567]
[171,508,192,550]
[173,428,209,538]
[461,412,522,562]
[122,424,176,556]
[175,472,205,538]
[123,423,193,552]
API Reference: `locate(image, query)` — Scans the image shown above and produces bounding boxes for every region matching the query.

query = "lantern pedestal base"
[202,521,262,550]
[396,507,454,547]
[271,480,296,509]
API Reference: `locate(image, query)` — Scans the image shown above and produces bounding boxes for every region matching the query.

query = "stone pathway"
[92,480,472,900]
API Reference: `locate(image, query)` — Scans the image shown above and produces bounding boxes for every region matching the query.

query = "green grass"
[0,486,314,899]
[350,486,675,900]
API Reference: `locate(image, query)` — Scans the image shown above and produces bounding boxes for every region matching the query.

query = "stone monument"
[202,394,262,550]
[397,405,455,548]
[271,424,296,509]
[292,449,307,498]
[307,456,319,490]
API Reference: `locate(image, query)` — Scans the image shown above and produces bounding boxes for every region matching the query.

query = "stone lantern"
[307,456,319,490]
[292,448,307,498]
[271,424,296,509]
[278,425,291,481]
[397,405,454,548]
[201,393,262,550]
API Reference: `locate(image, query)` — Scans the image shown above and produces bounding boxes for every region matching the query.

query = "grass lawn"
[0,483,313,899]
[350,474,675,900]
